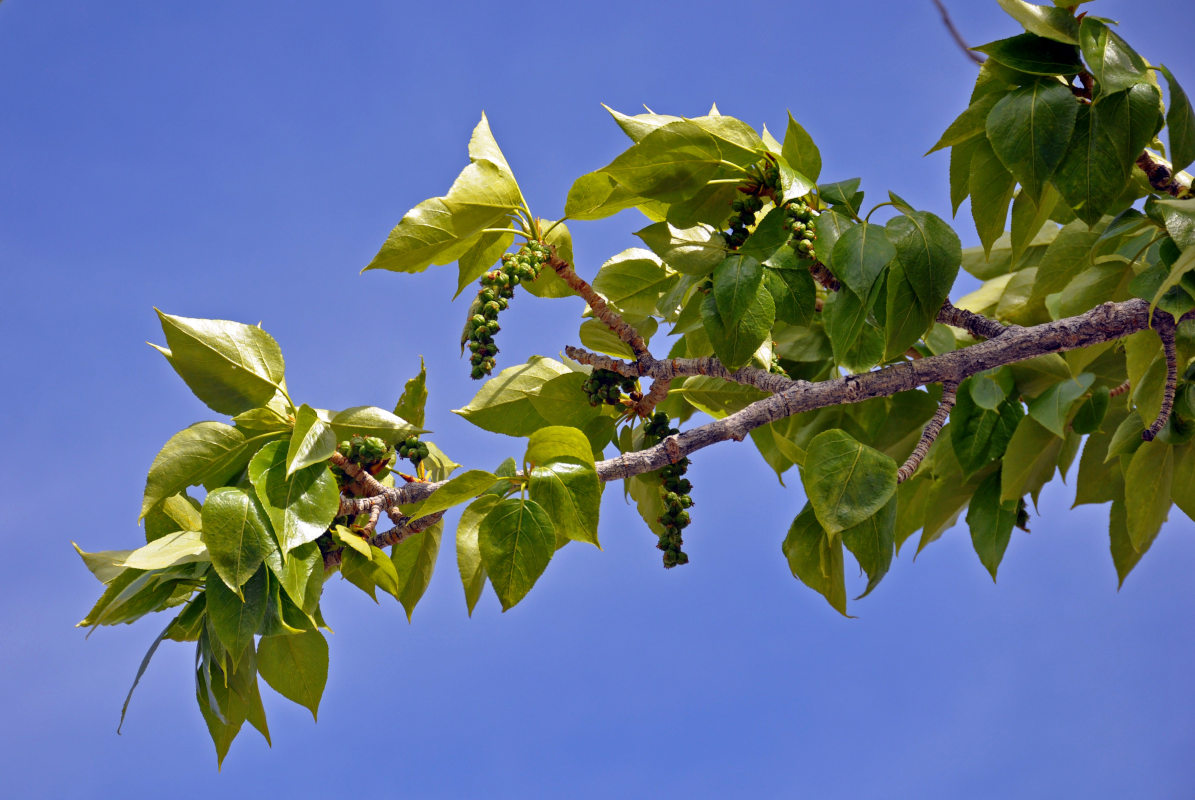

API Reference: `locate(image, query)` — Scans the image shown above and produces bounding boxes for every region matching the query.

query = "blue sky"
[3,1,1194,797]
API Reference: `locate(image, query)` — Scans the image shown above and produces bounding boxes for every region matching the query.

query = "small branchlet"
[897,381,959,483]
[1142,311,1179,441]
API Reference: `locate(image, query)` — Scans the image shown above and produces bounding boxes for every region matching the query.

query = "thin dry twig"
[931,0,985,65]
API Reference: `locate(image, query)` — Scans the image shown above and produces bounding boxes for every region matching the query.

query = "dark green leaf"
[1028,373,1095,436]
[1000,416,1063,503]
[966,471,1019,581]
[1159,64,1195,172]
[951,387,1024,474]
[202,487,278,594]
[974,33,1082,76]
[528,372,604,429]
[205,567,267,667]
[997,0,1079,44]
[985,78,1079,199]
[927,92,1003,155]
[831,222,896,297]
[1071,384,1111,434]
[782,504,849,616]
[393,358,428,430]
[1124,439,1174,551]
[762,262,817,327]
[701,287,774,371]
[140,423,248,520]
[713,253,764,323]
[248,440,339,552]
[970,136,1018,255]
[885,210,962,311]
[803,429,898,536]
[1079,17,1149,96]
[841,495,896,599]
[782,113,821,182]
[390,520,443,621]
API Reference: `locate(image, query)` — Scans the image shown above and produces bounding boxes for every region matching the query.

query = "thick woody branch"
[548,250,649,360]
[897,381,958,483]
[565,346,801,395]
[634,378,672,416]
[1142,311,1179,441]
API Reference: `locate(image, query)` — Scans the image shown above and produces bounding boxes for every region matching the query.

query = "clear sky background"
[3,1,1194,797]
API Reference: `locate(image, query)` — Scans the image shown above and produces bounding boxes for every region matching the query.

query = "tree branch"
[565,346,802,394]
[548,249,650,360]
[1142,311,1179,441]
[1136,152,1194,199]
[936,299,1009,340]
[897,381,958,483]
[931,0,985,65]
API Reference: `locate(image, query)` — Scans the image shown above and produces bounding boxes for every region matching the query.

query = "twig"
[634,378,673,416]
[565,346,801,395]
[548,249,649,360]
[809,261,840,292]
[931,0,985,65]
[936,299,1009,340]
[1142,311,1179,441]
[898,381,958,483]
[1110,380,1131,398]
[322,511,445,570]
[1136,152,1194,199]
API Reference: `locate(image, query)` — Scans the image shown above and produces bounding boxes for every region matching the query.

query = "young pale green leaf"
[248,440,340,552]
[422,441,461,483]
[677,376,768,419]
[591,248,676,316]
[140,422,249,520]
[831,222,895,297]
[331,524,372,559]
[340,544,404,603]
[635,221,727,275]
[985,78,1079,200]
[122,530,207,571]
[712,253,764,324]
[701,288,774,372]
[803,429,898,536]
[1000,416,1062,503]
[390,520,443,622]
[782,504,849,616]
[996,0,1079,44]
[456,495,497,615]
[365,115,523,273]
[967,471,1019,581]
[840,495,896,600]
[970,136,1018,255]
[522,219,576,299]
[286,404,336,476]
[528,373,604,429]
[529,462,601,548]
[405,470,499,521]
[974,33,1083,76]
[330,406,423,445]
[1079,17,1149,96]
[1159,64,1195,172]
[454,356,570,436]
[603,104,681,142]
[152,311,286,416]
[597,120,736,204]
[73,542,136,585]
[1124,439,1174,552]
[579,315,658,359]
[1028,373,1095,436]
[478,497,556,611]
[205,568,267,668]
[564,171,644,221]
[78,568,182,630]
[885,210,962,312]
[144,492,203,543]
[455,228,515,298]
[393,357,428,430]
[526,425,596,468]
[782,112,821,182]
[202,487,278,594]
[256,630,328,721]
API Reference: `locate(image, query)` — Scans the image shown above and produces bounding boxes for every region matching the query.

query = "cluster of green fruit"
[725,193,765,249]
[781,200,818,260]
[582,368,637,407]
[465,241,550,379]
[397,435,429,466]
[644,411,692,568]
[332,435,395,486]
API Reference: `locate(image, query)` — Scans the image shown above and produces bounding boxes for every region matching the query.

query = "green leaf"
[526,425,596,468]
[453,356,570,436]
[248,440,340,553]
[151,311,286,416]
[122,530,207,570]
[603,105,681,142]
[997,0,1079,44]
[331,524,371,558]
[1053,85,1162,224]
[455,228,514,298]
[205,568,267,667]
[140,422,249,520]
[478,497,556,611]
[1171,444,1195,521]
[782,113,822,182]
[762,261,817,328]
[1027,373,1095,436]
[831,222,896,297]
[1071,384,1111,434]
[1079,17,1149,96]
[285,405,335,476]
[802,429,898,536]
[390,520,443,621]
[677,376,768,419]
[564,170,644,221]
[256,630,328,721]
[882,263,931,361]
[970,136,1018,255]
[364,115,523,273]
[330,406,423,445]
[405,469,499,521]
[144,492,203,543]
[597,120,749,204]
[738,208,791,262]
[1124,439,1174,551]
[1109,497,1147,587]
[393,358,428,430]
[782,504,849,616]
[456,495,497,615]
[840,495,896,599]
[985,78,1079,200]
[522,219,576,299]
[885,210,962,312]
[701,287,775,371]
[811,207,854,273]
[266,540,323,615]
[202,487,278,594]
[1010,186,1061,264]
[928,92,1003,155]
[73,542,136,585]
[966,470,1019,581]
[339,544,403,603]
[1000,416,1063,503]
[529,462,601,548]
[823,285,880,370]
[78,567,185,629]
[1105,410,1146,463]
[422,441,460,483]
[635,221,727,275]
[1159,64,1195,172]
[712,253,764,323]
[974,33,1082,76]
[528,372,603,429]
[579,315,658,360]
[1151,198,1195,250]
[950,137,980,215]
[591,248,677,316]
